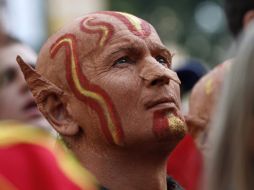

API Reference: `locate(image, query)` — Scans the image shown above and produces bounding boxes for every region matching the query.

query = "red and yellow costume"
[0,121,98,190]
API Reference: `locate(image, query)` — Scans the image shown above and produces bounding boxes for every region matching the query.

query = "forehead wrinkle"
[101,38,147,58]
[148,41,171,54]
[148,42,172,60]
[111,43,145,55]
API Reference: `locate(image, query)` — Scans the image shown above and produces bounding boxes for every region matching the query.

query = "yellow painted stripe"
[205,78,213,95]
[119,12,142,31]
[98,26,109,47]
[84,18,109,47]
[51,38,120,145]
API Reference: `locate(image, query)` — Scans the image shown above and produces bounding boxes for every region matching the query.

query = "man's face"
[46,12,186,147]
[0,43,50,129]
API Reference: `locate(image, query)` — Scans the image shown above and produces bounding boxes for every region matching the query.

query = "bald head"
[36,11,159,92]
[186,60,232,151]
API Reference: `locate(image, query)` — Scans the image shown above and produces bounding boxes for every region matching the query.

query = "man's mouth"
[145,97,178,111]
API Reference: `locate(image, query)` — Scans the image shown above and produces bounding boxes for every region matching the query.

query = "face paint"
[80,17,114,47]
[168,114,186,134]
[153,110,186,141]
[205,78,213,95]
[97,11,151,38]
[50,34,124,146]
[31,11,186,149]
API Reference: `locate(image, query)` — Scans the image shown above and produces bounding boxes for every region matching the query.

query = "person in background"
[0,121,98,190]
[167,59,208,190]
[167,1,254,190]
[186,60,231,154]
[224,0,254,39]
[207,22,254,190]
[185,0,254,154]
[173,1,254,189]
[186,0,254,151]
[174,58,209,114]
[0,33,52,132]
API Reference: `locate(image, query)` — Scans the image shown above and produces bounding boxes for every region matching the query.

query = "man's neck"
[75,144,171,190]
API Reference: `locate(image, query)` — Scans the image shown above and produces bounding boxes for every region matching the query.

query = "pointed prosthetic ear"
[16,56,79,136]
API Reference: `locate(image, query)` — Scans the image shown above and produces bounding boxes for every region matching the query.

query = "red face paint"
[50,34,124,146]
[153,110,170,141]
[80,17,114,47]
[153,110,186,141]
[97,11,151,38]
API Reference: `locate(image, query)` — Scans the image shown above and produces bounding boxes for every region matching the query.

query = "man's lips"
[144,97,178,111]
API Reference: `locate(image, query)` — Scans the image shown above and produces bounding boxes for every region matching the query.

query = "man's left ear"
[16,56,79,136]
[243,10,254,28]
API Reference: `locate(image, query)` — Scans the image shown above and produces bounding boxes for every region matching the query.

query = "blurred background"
[0,0,232,67]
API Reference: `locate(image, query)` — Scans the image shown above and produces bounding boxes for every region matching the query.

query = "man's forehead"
[42,11,159,59]
[77,11,154,44]
[82,11,152,33]
[37,11,160,73]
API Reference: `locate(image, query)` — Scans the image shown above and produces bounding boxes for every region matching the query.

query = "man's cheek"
[50,34,125,146]
[173,83,181,104]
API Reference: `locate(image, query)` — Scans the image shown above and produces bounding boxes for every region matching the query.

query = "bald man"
[18,11,186,190]
[186,60,232,153]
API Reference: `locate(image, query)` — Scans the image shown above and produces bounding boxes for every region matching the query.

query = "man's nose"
[139,58,181,87]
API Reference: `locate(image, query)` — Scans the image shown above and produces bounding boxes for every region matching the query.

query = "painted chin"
[152,109,187,142]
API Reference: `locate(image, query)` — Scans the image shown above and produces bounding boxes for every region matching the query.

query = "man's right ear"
[16,56,79,136]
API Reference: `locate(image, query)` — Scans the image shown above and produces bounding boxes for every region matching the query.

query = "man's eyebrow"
[107,42,144,56]
[152,44,172,55]
[160,48,172,58]
[111,46,139,55]
[149,42,172,55]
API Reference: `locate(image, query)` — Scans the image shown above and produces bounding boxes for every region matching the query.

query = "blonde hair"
[207,23,254,190]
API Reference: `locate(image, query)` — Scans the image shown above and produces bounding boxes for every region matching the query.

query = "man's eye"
[0,68,17,87]
[155,55,168,65]
[114,56,132,65]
